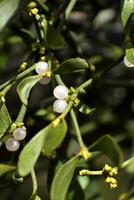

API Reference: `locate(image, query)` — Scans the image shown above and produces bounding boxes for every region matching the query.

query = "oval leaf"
[0,164,16,177]
[42,120,67,153]
[55,58,88,74]
[0,0,21,31]
[89,135,123,166]
[121,0,134,28]
[50,156,79,200]
[17,75,42,105]
[78,103,95,115]
[0,102,12,136]
[18,120,67,176]
[43,19,65,50]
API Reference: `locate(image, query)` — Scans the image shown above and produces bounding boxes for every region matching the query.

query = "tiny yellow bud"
[39,47,45,55]
[69,87,76,94]
[80,147,90,160]
[29,8,38,16]
[10,123,17,133]
[27,1,37,9]
[105,177,118,189]
[73,98,80,107]
[40,56,46,61]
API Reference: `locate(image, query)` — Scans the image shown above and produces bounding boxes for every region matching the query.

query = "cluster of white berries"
[5,127,27,152]
[53,85,69,113]
[35,61,51,84]
[35,61,69,113]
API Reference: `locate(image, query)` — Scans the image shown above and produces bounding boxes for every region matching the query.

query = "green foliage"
[18,120,67,176]
[0,102,12,136]
[17,75,42,105]
[43,19,65,49]
[0,164,16,177]
[89,135,123,166]
[78,103,95,115]
[55,58,88,74]
[0,0,21,31]
[0,0,133,199]
[121,0,134,28]
[50,156,79,200]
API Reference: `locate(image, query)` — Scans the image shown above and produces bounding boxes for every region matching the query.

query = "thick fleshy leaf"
[43,19,65,49]
[17,75,42,105]
[18,120,67,176]
[0,164,16,177]
[79,103,95,115]
[89,135,123,166]
[55,58,88,74]
[121,0,134,28]
[0,0,21,31]
[0,102,12,136]
[50,156,79,200]
[42,120,67,152]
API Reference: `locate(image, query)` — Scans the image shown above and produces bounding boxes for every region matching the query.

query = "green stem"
[31,169,38,197]
[15,104,27,122]
[0,64,35,91]
[80,169,103,176]
[33,17,43,44]
[70,108,85,149]
[55,74,66,86]
[120,156,134,169]
[58,0,77,30]
[1,83,14,96]
[65,0,77,19]
[77,78,93,92]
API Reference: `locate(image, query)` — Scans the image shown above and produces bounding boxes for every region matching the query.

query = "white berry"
[53,99,67,113]
[5,137,20,152]
[35,61,48,74]
[53,85,68,99]
[39,77,51,85]
[13,127,27,141]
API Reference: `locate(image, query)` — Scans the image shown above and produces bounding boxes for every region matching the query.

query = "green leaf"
[50,156,79,200]
[0,164,16,177]
[121,0,134,28]
[78,103,95,115]
[89,135,123,166]
[18,120,67,177]
[42,120,67,153]
[17,75,42,105]
[55,58,88,74]
[43,19,65,49]
[0,102,12,136]
[0,0,21,31]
